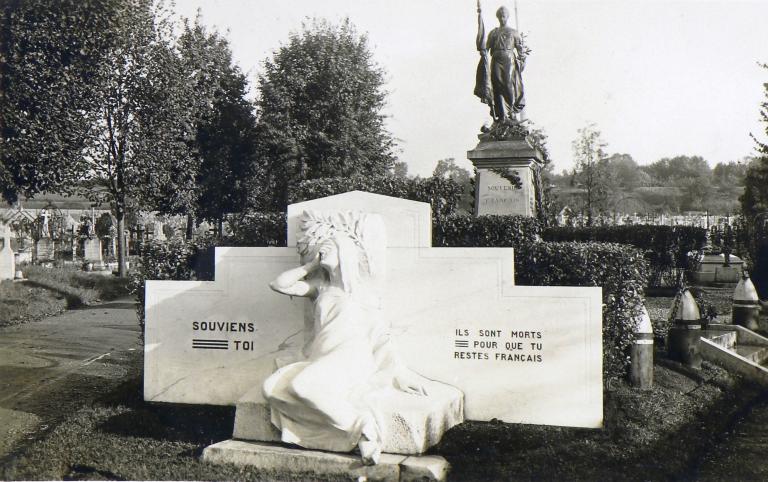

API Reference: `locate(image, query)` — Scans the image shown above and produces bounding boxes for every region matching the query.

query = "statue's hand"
[393,369,428,396]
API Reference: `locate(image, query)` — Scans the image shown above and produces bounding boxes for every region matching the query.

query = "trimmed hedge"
[516,242,649,382]
[543,225,706,287]
[433,214,541,249]
[129,237,217,330]
[227,212,286,247]
[136,213,647,382]
[288,175,464,218]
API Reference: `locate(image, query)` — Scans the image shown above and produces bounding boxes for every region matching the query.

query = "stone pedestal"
[233,378,464,455]
[83,238,102,263]
[693,254,745,284]
[203,440,450,482]
[467,137,543,217]
[35,238,55,262]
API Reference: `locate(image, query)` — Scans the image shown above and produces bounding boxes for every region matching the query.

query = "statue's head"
[298,210,386,293]
[496,6,509,24]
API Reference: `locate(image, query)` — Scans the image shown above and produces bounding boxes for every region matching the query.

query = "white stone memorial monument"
[144,191,603,479]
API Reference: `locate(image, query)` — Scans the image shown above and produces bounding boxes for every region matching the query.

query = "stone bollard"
[667,289,702,369]
[630,305,654,389]
[733,271,761,331]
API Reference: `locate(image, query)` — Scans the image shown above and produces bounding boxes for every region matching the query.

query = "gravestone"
[468,138,543,217]
[153,221,166,241]
[35,238,55,262]
[694,253,744,284]
[83,238,102,263]
[0,224,15,280]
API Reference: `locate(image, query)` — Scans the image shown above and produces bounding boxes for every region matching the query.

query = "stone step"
[203,440,450,482]
[707,331,737,350]
[735,344,768,365]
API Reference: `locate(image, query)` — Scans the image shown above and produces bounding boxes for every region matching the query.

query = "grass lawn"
[1,282,759,480]
[1,354,763,481]
[0,265,130,327]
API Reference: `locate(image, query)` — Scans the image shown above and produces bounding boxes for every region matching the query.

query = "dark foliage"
[516,241,649,381]
[543,225,707,287]
[289,175,464,218]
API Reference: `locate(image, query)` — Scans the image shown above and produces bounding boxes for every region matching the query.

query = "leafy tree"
[572,123,608,226]
[178,18,260,237]
[432,158,473,213]
[79,0,198,277]
[392,161,409,179]
[640,155,711,186]
[740,65,768,296]
[256,18,396,210]
[742,157,768,219]
[527,124,557,225]
[602,154,651,190]
[2,0,200,276]
[713,160,749,188]
[0,0,113,202]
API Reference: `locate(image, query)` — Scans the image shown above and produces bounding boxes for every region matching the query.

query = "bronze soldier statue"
[474,2,526,124]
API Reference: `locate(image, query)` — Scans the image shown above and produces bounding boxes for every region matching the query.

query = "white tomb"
[145,192,603,429]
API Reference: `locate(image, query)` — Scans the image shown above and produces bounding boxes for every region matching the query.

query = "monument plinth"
[468,135,543,217]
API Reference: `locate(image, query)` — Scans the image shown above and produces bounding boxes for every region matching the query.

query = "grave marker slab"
[35,238,55,262]
[0,224,15,280]
[83,238,102,263]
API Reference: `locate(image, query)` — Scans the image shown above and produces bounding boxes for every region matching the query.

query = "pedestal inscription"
[468,137,543,217]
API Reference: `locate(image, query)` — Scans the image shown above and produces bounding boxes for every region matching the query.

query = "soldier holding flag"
[474,1,526,123]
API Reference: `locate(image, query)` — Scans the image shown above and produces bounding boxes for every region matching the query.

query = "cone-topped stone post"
[667,289,702,369]
[733,271,761,331]
[630,305,654,389]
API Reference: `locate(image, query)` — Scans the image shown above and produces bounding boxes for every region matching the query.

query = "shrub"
[227,212,286,247]
[0,280,69,326]
[516,241,649,382]
[130,237,218,329]
[433,214,541,250]
[25,265,129,307]
[542,225,706,288]
[288,175,464,218]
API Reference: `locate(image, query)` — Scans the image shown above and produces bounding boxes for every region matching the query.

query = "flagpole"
[514,0,519,31]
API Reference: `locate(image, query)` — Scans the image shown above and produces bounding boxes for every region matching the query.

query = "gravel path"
[0,297,141,461]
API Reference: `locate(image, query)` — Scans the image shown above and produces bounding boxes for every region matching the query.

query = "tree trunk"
[186,213,194,240]
[217,216,224,239]
[116,204,127,278]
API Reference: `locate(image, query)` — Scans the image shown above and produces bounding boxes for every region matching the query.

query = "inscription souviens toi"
[191,321,257,352]
[453,328,544,362]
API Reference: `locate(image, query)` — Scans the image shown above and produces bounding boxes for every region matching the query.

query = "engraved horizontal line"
[192,346,229,350]
[192,339,229,343]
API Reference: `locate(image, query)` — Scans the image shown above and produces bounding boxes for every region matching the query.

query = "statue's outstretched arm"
[269,256,320,298]
[373,332,428,396]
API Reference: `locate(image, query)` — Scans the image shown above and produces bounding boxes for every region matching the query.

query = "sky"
[173,0,768,176]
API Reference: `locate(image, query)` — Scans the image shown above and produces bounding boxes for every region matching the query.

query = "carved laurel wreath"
[297,210,373,273]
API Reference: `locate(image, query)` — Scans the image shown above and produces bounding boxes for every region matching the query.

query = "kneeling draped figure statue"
[263,211,461,465]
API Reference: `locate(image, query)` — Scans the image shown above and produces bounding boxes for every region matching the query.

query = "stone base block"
[202,439,450,482]
[234,378,464,455]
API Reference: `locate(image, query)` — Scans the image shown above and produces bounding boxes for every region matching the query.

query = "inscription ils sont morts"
[470,1,544,218]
